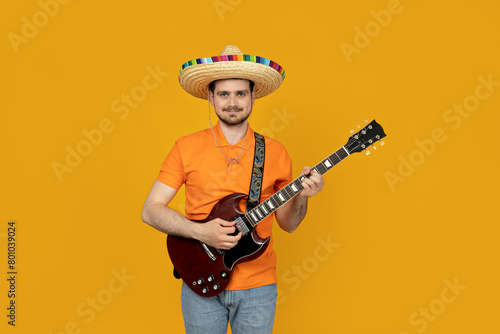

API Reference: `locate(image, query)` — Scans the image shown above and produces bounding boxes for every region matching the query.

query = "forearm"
[142,203,201,239]
[142,202,241,249]
[275,167,324,232]
[276,195,308,233]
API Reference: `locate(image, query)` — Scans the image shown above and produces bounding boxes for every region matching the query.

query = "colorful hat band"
[179,54,286,82]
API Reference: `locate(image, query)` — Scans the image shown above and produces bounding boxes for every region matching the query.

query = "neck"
[219,121,249,145]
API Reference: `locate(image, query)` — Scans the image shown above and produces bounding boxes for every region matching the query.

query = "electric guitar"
[167,119,386,297]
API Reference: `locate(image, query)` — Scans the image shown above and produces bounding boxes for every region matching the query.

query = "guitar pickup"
[232,217,250,235]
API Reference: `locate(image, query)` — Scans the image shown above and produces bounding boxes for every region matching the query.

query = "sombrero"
[178,45,285,100]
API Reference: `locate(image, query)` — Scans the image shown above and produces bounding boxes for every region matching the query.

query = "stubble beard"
[217,107,252,127]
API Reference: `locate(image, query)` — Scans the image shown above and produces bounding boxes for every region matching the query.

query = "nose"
[227,94,237,107]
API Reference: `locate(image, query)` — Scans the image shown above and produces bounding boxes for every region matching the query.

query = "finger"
[221,233,241,249]
[309,169,319,176]
[308,170,321,180]
[307,175,321,186]
[301,166,311,176]
[217,219,235,227]
[300,180,310,193]
[302,177,315,190]
[227,231,242,240]
[307,171,324,186]
[227,225,240,236]
[232,232,242,243]
[301,179,320,197]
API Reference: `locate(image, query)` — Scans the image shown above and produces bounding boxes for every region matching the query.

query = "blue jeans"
[181,282,277,334]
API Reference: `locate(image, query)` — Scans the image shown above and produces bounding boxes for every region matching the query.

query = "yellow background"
[1,0,499,333]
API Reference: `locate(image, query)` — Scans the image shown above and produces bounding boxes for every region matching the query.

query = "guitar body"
[166,193,270,297]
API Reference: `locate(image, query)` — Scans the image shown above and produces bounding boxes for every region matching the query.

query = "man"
[142,45,324,333]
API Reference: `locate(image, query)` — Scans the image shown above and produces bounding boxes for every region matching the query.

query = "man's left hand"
[299,166,324,197]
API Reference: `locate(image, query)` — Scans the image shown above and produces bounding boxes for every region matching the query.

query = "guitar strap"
[247,132,265,211]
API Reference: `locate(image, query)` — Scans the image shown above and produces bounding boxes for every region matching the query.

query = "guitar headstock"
[345,120,386,155]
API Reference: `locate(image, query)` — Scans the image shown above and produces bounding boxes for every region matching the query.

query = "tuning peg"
[373,144,377,150]
[350,129,355,135]
[380,140,385,146]
[365,149,371,155]
[364,119,369,124]
[357,125,362,130]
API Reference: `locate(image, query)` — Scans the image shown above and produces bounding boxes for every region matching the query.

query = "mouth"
[223,109,243,116]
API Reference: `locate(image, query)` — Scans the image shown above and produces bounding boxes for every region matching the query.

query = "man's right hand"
[196,218,242,250]
[142,181,242,250]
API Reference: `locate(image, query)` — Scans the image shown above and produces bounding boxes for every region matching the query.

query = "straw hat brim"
[178,54,285,100]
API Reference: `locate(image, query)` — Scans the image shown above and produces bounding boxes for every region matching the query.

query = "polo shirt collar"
[213,122,254,150]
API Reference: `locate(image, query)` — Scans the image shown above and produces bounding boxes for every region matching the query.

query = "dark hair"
[208,79,255,94]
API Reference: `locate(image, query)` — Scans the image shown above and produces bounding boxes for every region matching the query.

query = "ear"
[251,90,256,105]
[207,88,214,106]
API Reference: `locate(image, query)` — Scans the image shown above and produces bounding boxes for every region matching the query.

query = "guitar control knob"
[202,287,209,294]
[197,278,204,285]
[207,275,214,282]
[221,271,228,279]
[213,283,220,290]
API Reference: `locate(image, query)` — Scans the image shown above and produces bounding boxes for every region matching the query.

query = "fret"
[314,164,327,174]
[329,155,341,166]
[281,188,291,200]
[335,149,343,159]
[268,198,277,209]
[334,152,342,162]
[273,193,281,208]
[337,148,348,159]
[268,197,275,209]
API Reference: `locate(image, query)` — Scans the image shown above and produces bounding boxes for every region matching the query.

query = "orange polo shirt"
[158,123,292,290]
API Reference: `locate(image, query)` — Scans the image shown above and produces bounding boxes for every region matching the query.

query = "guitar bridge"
[200,242,217,262]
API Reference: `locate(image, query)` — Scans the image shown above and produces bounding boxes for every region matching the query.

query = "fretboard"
[240,146,350,229]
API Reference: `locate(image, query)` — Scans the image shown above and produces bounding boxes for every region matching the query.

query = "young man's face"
[209,79,255,127]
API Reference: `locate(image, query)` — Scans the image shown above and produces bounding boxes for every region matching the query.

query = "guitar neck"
[241,146,350,229]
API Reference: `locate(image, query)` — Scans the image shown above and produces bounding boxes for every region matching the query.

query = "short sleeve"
[158,141,186,189]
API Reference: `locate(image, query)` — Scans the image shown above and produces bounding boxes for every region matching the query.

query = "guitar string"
[243,125,384,227]
[244,146,349,227]
[243,126,384,227]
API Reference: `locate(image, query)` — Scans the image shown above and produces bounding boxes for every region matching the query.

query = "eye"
[237,92,246,97]
[219,93,228,97]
